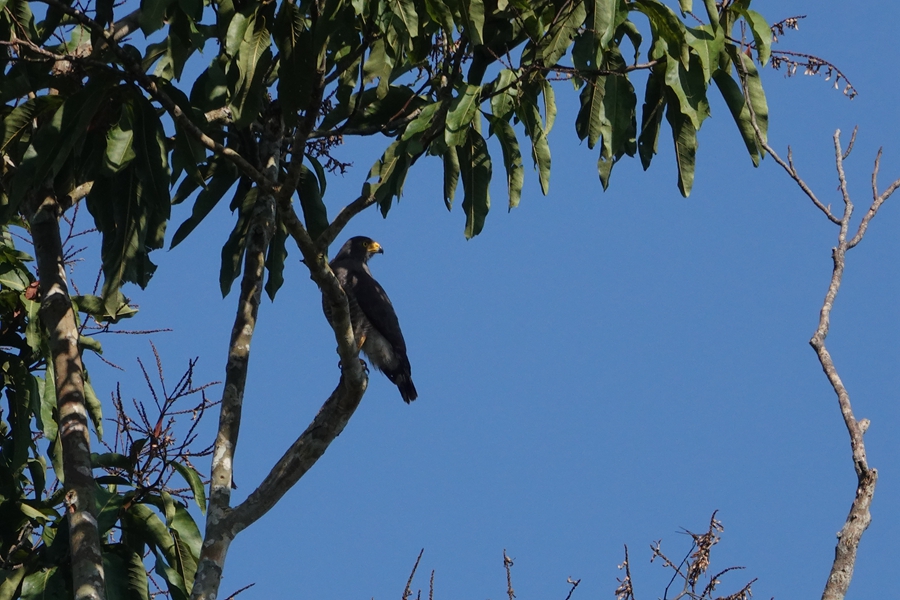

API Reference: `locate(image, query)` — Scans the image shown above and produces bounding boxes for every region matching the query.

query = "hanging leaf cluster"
[1,0,772,299]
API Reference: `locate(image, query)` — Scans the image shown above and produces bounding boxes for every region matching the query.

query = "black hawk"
[325,236,418,403]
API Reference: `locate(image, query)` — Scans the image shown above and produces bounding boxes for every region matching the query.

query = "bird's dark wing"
[351,269,408,355]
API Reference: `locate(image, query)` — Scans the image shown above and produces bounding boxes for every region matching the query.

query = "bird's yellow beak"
[368,241,383,254]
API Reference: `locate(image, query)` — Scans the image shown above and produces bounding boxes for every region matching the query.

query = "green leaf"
[541,78,557,134]
[83,373,103,439]
[575,77,608,150]
[265,221,288,301]
[172,462,207,515]
[665,99,697,197]
[92,452,132,469]
[219,184,256,297]
[487,116,524,210]
[455,0,485,46]
[170,504,202,588]
[20,568,66,600]
[538,1,585,67]
[388,0,419,37]
[231,24,274,127]
[727,45,767,145]
[677,0,691,14]
[401,102,442,140]
[365,140,414,215]
[424,0,455,32]
[489,69,519,120]
[0,566,27,600]
[104,102,137,175]
[516,84,551,195]
[712,68,761,166]
[592,0,628,49]
[445,84,482,147]
[631,0,689,66]
[686,24,724,84]
[170,160,238,248]
[442,144,460,211]
[160,491,176,527]
[0,95,64,152]
[153,549,189,600]
[638,66,666,170]
[103,544,150,600]
[298,164,329,240]
[10,77,112,208]
[738,8,771,66]
[72,293,139,323]
[702,0,719,28]
[458,128,491,238]
[38,368,58,443]
[663,49,709,130]
[95,484,125,536]
[224,9,254,58]
[140,0,176,34]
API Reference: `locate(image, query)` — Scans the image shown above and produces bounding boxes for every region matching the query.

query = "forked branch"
[739,53,899,598]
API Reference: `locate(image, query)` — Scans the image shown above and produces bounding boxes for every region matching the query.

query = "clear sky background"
[74,1,899,598]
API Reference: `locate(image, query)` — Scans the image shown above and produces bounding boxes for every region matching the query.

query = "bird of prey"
[325,236,418,403]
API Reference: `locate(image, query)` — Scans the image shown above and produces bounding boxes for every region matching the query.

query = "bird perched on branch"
[324,236,418,403]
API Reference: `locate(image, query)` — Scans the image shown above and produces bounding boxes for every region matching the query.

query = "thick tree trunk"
[30,192,106,600]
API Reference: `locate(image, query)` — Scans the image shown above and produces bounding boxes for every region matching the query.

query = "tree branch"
[190,112,284,600]
[809,131,887,600]
[734,52,842,225]
[28,190,106,600]
[226,376,366,531]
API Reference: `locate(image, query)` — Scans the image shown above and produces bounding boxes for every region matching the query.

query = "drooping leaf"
[19,567,66,600]
[487,116,524,209]
[298,163,330,240]
[516,83,551,195]
[458,128,491,238]
[265,220,288,301]
[219,184,256,297]
[738,8,771,66]
[171,160,238,248]
[538,0,586,67]
[638,66,666,169]
[95,484,125,536]
[728,46,768,145]
[712,68,762,166]
[0,95,63,152]
[103,101,137,175]
[665,98,697,197]
[83,373,103,439]
[631,0,689,66]
[103,544,150,600]
[445,84,482,147]
[442,144,460,211]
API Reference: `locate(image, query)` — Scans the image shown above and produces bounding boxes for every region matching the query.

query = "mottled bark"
[29,191,106,600]
[191,115,283,600]
[741,98,898,597]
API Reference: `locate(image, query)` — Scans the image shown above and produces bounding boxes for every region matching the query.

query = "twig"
[734,52,841,224]
[503,550,515,600]
[402,549,425,600]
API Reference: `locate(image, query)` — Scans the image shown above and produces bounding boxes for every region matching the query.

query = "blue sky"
[77,1,900,598]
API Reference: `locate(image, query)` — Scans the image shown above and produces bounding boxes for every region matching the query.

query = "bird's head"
[335,236,384,262]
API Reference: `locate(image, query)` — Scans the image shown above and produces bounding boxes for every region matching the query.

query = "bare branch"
[734,52,842,225]
[504,550,515,600]
[402,549,425,600]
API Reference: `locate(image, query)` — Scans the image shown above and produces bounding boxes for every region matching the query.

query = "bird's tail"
[396,375,418,403]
